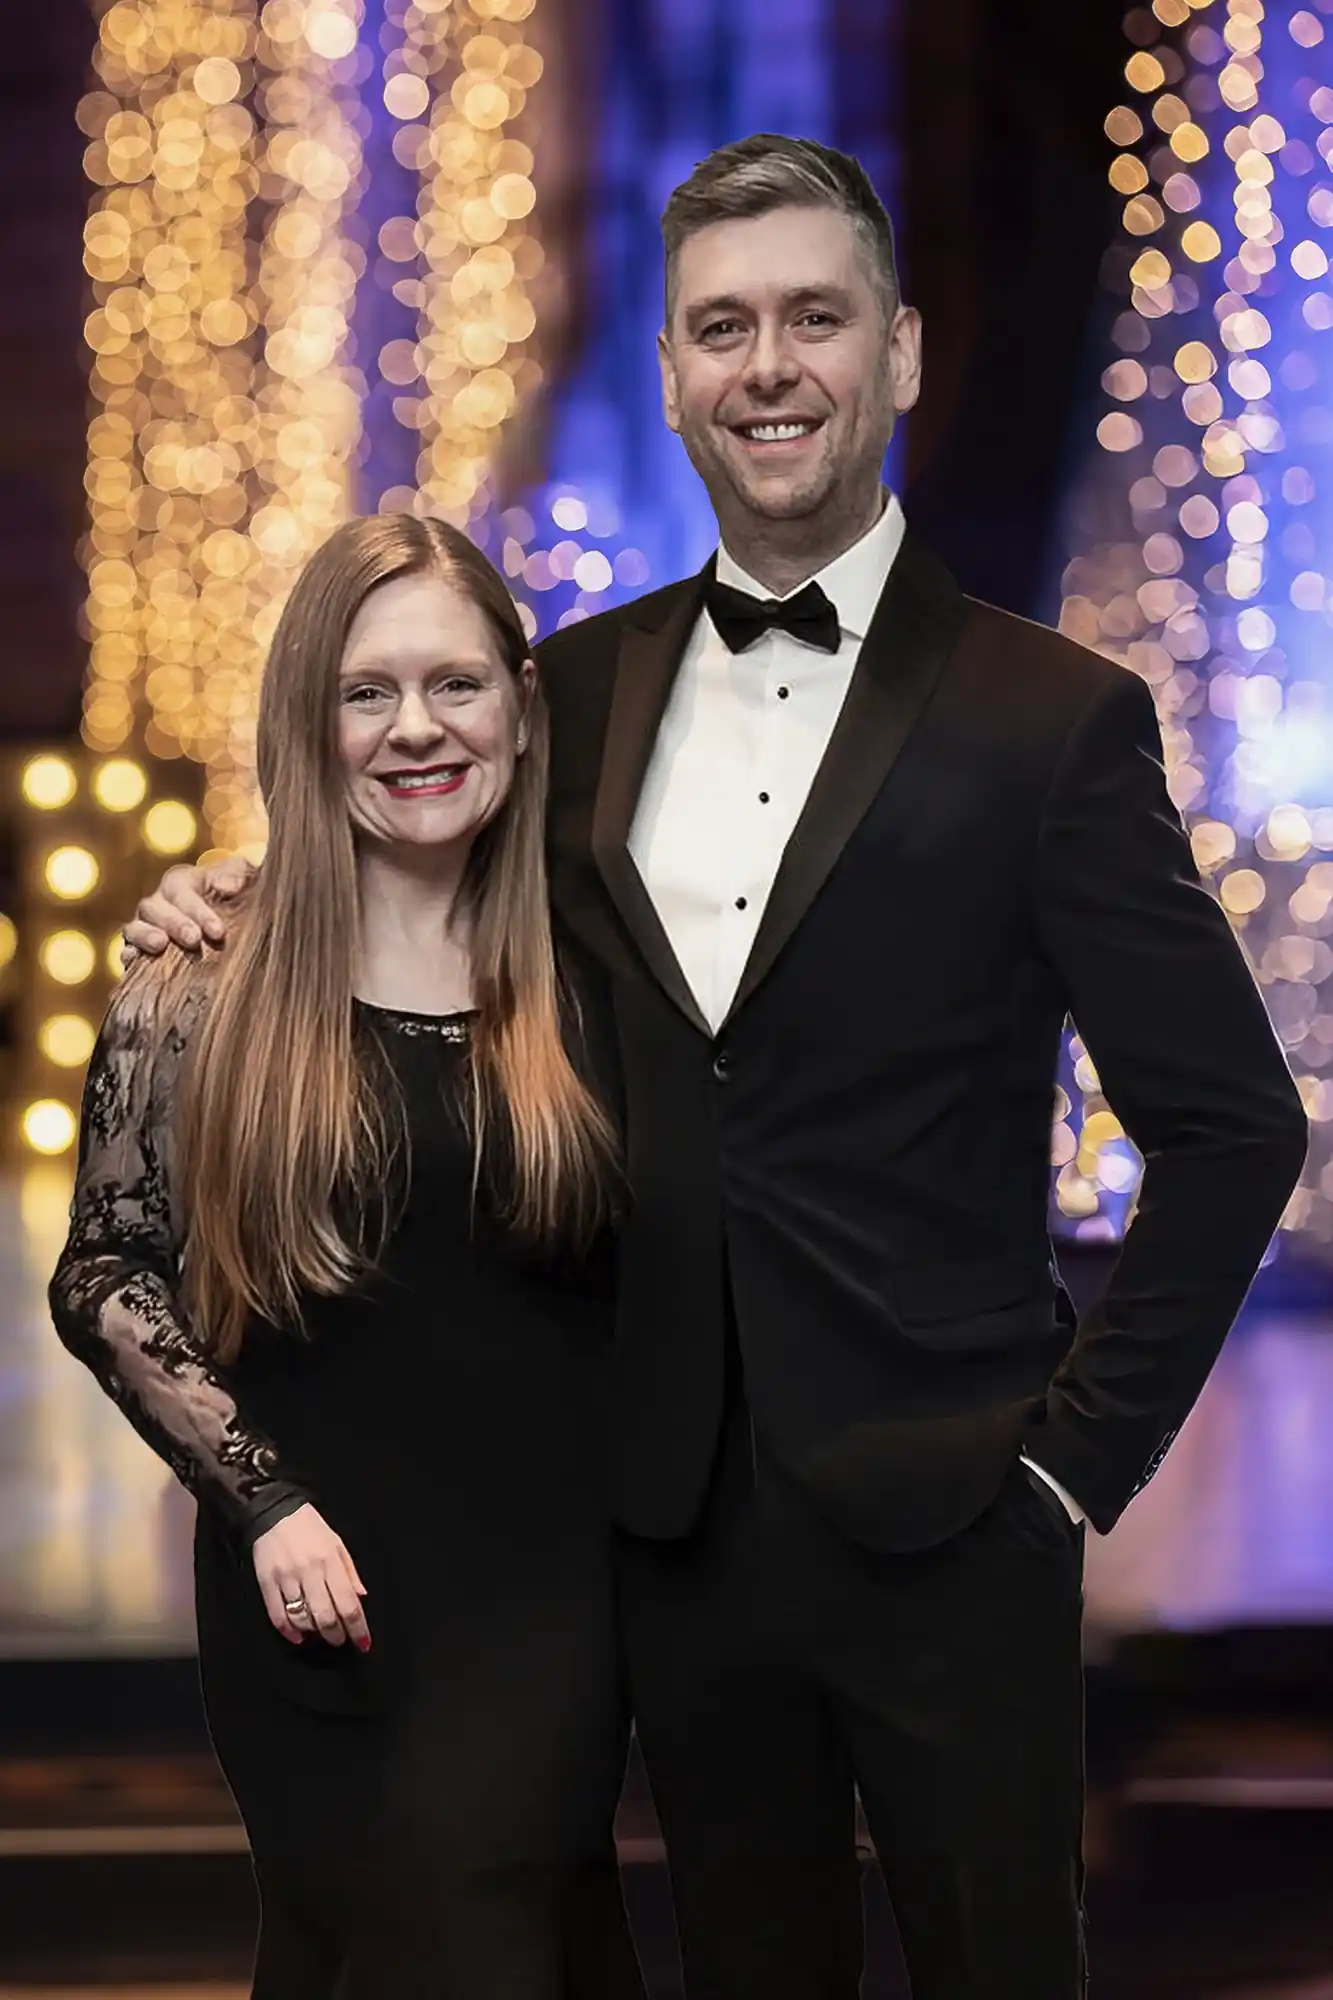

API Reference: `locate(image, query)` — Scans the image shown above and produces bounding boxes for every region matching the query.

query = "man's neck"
[718,488,886,598]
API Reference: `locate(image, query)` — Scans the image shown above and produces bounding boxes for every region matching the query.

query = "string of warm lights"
[13,0,563,1165]
[12,0,367,1164]
[214,0,365,851]
[13,743,190,1162]
[79,0,364,854]
[1057,0,1333,1252]
[391,0,544,524]
[81,0,257,811]
[377,0,655,639]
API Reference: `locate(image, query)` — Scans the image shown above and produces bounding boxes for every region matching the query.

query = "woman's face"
[338,572,532,858]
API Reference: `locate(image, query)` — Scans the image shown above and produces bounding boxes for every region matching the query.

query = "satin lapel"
[722,536,969,1029]
[590,569,713,1038]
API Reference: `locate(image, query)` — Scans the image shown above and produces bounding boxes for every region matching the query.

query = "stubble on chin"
[689,437,829,524]
[679,413,864,541]
[729,464,835,523]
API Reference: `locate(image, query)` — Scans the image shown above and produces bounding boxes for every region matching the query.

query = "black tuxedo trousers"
[537,538,1306,1996]
[616,1316,1089,2000]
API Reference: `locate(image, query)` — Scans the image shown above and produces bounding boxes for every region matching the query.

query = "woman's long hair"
[163,514,616,1362]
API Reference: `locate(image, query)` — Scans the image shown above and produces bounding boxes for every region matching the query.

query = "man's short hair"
[661,133,900,326]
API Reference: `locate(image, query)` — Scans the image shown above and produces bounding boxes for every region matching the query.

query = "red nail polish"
[356,1636,372,1653]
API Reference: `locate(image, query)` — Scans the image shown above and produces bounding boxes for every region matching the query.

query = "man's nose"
[742,321,800,393]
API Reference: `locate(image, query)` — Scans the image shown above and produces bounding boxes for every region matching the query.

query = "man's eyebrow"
[781,284,856,311]
[684,293,748,326]
[683,284,855,326]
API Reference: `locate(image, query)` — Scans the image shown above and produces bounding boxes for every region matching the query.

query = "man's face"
[659,205,921,532]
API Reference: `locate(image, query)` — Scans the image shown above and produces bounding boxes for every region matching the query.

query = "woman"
[49,517,643,1999]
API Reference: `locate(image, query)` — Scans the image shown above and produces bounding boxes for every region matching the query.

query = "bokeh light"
[22,1101,77,1157]
[39,1015,98,1069]
[43,848,100,901]
[22,756,77,811]
[141,800,197,856]
[92,757,148,812]
[40,931,97,986]
[1057,0,1333,1253]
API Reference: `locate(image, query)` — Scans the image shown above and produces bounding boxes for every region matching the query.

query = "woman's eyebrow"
[338,654,496,675]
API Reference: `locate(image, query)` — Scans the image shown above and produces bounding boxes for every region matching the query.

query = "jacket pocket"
[888,1255,1056,1352]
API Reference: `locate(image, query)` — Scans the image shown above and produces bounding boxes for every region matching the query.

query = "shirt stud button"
[735,896,747,910]
[758,792,770,804]
[777,686,790,700]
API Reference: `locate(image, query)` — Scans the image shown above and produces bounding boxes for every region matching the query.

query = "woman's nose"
[389,692,444,746]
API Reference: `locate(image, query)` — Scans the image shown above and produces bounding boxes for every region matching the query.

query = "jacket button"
[712,1051,731,1081]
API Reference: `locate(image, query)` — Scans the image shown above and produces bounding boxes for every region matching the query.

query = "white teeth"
[385,769,459,789]
[745,422,814,442]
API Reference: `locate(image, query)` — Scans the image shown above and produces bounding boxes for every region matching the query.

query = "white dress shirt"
[629,493,907,1034]
[626,492,1085,1528]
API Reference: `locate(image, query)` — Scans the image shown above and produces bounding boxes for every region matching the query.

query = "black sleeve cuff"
[238,1485,312,1549]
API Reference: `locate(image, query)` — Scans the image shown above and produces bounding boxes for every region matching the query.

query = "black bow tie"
[703,575,842,656]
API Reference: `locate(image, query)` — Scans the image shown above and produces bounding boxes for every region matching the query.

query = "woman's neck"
[354,842,476,1015]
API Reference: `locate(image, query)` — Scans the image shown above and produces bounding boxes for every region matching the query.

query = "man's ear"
[888,305,923,416]
[658,328,681,434]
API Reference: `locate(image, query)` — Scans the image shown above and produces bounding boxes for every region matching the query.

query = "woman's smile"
[375,762,470,800]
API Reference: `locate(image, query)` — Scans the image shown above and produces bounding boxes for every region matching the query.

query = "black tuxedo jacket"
[539,535,1307,1550]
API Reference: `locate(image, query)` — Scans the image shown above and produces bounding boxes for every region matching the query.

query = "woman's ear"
[516,658,537,753]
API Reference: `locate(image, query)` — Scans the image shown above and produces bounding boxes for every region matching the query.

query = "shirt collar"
[714,489,906,644]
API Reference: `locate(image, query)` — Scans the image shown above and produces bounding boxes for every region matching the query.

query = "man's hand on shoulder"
[121,853,256,966]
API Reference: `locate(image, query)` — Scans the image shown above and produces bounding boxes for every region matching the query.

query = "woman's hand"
[121,853,256,966]
[252,1502,371,1650]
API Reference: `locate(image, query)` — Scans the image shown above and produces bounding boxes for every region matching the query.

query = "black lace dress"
[49,983,642,2000]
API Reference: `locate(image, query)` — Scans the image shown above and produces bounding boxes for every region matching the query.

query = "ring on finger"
[284,1596,312,1625]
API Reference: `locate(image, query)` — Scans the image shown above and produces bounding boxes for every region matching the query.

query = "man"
[126,136,1307,1999]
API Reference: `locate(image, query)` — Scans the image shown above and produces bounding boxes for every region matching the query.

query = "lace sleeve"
[48,973,311,1543]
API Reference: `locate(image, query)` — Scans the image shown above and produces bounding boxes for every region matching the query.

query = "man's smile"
[728,416,825,447]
